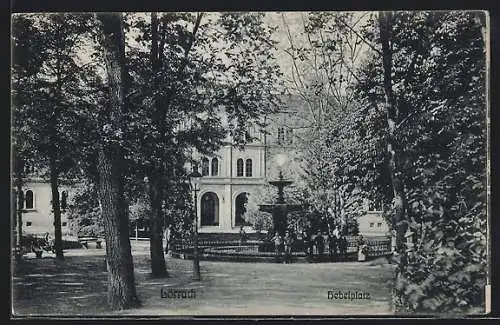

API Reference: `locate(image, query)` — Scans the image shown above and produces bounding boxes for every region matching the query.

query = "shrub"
[18,234,82,253]
[61,238,82,249]
[394,202,487,314]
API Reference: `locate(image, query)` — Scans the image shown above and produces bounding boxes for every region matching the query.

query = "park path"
[12,247,394,316]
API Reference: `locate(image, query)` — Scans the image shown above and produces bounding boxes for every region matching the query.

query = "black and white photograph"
[10,10,490,317]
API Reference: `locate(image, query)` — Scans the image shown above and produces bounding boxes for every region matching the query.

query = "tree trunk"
[49,158,64,259]
[146,12,204,277]
[147,12,169,278]
[378,11,408,253]
[147,180,168,277]
[16,184,23,256]
[13,153,24,256]
[95,12,140,310]
[97,148,139,309]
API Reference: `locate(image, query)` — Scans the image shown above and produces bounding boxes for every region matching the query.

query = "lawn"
[12,243,395,316]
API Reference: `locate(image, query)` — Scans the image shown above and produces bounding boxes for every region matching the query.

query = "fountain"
[259,154,302,236]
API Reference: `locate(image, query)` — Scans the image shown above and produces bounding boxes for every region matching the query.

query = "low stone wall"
[171,235,392,263]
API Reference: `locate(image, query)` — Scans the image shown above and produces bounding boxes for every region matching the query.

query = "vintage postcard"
[11,10,490,317]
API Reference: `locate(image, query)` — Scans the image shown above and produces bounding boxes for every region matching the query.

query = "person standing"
[272,231,284,263]
[338,234,348,261]
[332,225,340,240]
[164,224,174,257]
[322,232,329,260]
[314,230,324,261]
[301,230,308,254]
[284,230,294,264]
[357,234,367,262]
[239,225,247,246]
[327,230,337,262]
[301,230,312,262]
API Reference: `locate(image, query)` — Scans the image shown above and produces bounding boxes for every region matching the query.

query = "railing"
[171,235,392,260]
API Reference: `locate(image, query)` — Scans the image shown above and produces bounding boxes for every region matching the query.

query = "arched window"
[201,158,209,176]
[25,190,34,209]
[245,159,252,177]
[201,192,219,226]
[235,192,249,226]
[211,158,219,176]
[236,158,244,177]
[61,191,68,210]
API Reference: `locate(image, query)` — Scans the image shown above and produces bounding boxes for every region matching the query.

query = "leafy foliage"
[12,14,95,259]
[355,11,487,313]
[11,11,487,313]
[66,181,104,237]
[12,14,93,175]
[279,13,373,234]
[243,185,274,232]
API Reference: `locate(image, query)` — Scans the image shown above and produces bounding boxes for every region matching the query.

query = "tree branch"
[336,15,382,57]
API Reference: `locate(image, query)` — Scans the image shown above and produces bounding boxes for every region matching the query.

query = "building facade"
[194,96,309,233]
[13,177,73,236]
[195,140,268,233]
[357,211,390,237]
[14,96,386,236]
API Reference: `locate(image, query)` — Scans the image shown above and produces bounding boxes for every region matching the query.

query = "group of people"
[271,225,351,263]
[301,226,349,262]
[163,223,369,262]
[271,230,296,263]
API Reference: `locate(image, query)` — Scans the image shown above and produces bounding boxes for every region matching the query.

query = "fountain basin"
[259,203,303,236]
[268,180,293,187]
[169,236,393,263]
[258,203,302,214]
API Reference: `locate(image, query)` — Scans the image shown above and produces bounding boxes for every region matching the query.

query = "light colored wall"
[18,180,73,236]
[197,143,267,232]
[232,145,264,178]
[357,211,390,236]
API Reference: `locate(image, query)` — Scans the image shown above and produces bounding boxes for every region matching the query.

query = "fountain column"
[259,164,302,236]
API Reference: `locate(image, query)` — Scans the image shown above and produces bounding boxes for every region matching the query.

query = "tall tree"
[279,12,374,229]
[377,11,408,252]
[144,11,169,277]
[94,12,140,310]
[11,15,40,255]
[11,14,90,259]
[355,11,487,313]
[124,12,283,277]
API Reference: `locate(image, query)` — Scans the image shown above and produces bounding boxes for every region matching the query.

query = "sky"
[263,12,371,78]
[120,11,370,85]
[16,12,372,99]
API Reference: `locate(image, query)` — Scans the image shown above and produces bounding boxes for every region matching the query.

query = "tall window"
[201,192,219,226]
[235,192,249,226]
[236,158,244,177]
[25,190,34,209]
[277,127,284,144]
[201,158,209,176]
[211,158,219,176]
[245,159,252,177]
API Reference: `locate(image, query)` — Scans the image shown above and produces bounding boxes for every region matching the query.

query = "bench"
[78,236,102,249]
